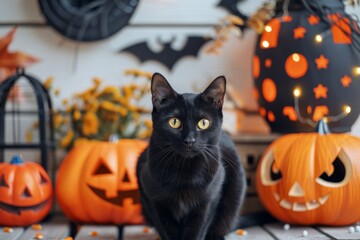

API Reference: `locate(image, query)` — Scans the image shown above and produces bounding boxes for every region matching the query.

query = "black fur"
[136,73,246,240]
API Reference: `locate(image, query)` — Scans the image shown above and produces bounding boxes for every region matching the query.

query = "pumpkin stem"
[10,155,24,164]
[315,119,331,135]
[108,134,119,142]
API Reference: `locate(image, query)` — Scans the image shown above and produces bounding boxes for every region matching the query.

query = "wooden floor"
[2,220,360,240]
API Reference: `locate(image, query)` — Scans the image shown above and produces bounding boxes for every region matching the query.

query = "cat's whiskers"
[150,146,176,176]
[162,151,177,183]
[201,144,242,176]
[198,150,214,177]
[219,145,242,169]
[150,147,173,164]
[204,149,221,167]
[198,144,220,176]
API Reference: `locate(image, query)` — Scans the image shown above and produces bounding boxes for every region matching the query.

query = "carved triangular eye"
[22,187,32,198]
[122,170,131,183]
[270,161,282,182]
[40,173,48,184]
[260,149,282,186]
[318,157,346,183]
[0,175,8,188]
[316,150,352,188]
[93,160,113,175]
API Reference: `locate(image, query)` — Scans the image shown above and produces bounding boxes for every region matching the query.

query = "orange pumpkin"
[256,120,360,225]
[56,139,148,224]
[0,156,53,226]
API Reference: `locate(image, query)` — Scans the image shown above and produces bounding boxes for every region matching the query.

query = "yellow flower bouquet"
[28,70,153,150]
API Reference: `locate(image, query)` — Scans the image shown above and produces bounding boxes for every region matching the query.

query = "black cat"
[136,73,246,240]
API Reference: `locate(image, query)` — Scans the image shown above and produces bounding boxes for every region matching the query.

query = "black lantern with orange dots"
[253,0,360,133]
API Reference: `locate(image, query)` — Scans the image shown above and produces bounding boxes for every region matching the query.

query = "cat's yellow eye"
[169,117,181,129]
[198,118,210,130]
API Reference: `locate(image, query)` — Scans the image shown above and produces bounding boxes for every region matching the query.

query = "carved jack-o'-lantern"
[0,156,53,226]
[256,120,360,225]
[253,0,360,133]
[56,139,148,224]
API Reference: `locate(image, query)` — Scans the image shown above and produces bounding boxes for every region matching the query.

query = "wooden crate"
[233,133,279,215]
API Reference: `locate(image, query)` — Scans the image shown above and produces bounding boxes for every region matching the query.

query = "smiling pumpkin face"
[85,151,141,209]
[56,139,148,224]
[0,156,53,226]
[256,132,360,226]
[87,156,140,207]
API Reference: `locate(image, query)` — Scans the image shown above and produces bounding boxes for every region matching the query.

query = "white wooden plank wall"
[0,0,266,162]
[0,0,265,109]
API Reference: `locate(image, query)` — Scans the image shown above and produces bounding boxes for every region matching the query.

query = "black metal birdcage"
[0,68,55,173]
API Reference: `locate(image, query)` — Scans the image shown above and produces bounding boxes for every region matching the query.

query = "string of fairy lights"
[211,0,360,53]
[208,0,360,127]
[262,0,358,127]
[260,0,360,51]
[300,0,360,52]
[298,0,357,125]
[259,0,358,127]
[292,87,352,127]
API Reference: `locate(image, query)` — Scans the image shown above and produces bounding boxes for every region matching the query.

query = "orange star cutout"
[315,55,329,69]
[313,84,328,99]
[341,75,352,87]
[294,26,307,39]
[313,106,329,122]
[308,15,320,25]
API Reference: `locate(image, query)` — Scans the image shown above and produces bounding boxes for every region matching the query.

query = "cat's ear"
[202,76,226,108]
[151,73,177,109]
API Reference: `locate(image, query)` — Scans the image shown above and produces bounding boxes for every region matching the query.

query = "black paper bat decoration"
[119,36,211,70]
[218,0,248,30]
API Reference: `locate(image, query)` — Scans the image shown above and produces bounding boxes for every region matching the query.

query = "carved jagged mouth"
[0,199,50,215]
[88,185,140,207]
[274,193,329,212]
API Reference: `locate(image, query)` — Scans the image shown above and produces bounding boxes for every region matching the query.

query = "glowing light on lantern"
[262,41,270,48]
[315,34,323,43]
[265,25,272,32]
[292,53,300,62]
[293,88,301,97]
[344,105,351,114]
[354,67,360,75]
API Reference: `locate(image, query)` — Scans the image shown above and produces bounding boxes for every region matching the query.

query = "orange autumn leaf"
[0,28,39,82]
[0,52,38,68]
